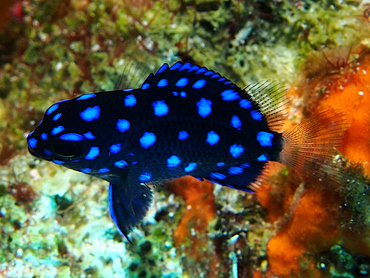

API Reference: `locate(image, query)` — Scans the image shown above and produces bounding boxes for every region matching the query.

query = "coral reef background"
[1,0,370,277]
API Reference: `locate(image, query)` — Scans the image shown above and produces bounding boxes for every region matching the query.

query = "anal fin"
[203,162,267,193]
[108,183,152,243]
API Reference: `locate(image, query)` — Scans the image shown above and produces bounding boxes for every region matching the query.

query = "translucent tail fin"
[279,110,348,182]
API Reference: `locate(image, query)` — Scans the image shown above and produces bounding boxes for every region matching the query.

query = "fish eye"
[51,141,89,159]
[47,132,91,160]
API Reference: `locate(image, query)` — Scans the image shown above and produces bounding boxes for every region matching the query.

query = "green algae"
[0,0,368,277]
[317,245,370,277]
[340,161,370,232]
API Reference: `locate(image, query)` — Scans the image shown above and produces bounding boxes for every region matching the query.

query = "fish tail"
[279,110,348,182]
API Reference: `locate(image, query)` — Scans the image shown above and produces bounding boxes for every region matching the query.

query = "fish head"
[26,91,134,175]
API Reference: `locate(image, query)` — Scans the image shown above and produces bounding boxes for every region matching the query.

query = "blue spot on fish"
[152,100,169,117]
[167,155,181,168]
[230,115,241,130]
[59,133,84,141]
[206,131,220,146]
[51,126,65,135]
[124,95,137,107]
[178,130,189,140]
[80,106,101,122]
[81,168,91,173]
[257,131,274,147]
[46,104,58,115]
[85,146,100,160]
[157,79,168,88]
[210,172,226,180]
[257,154,268,161]
[155,63,169,75]
[116,119,130,133]
[217,162,225,167]
[179,63,191,71]
[196,98,212,118]
[196,67,207,74]
[221,89,239,101]
[188,65,200,72]
[114,160,128,168]
[228,167,243,175]
[184,162,197,172]
[169,62,181,71]
[139,132,156,149]
[239,99,252,109]
[41,133,48,141]
[99,168,110,173]
[192,79,206,89]
[251,110,263,121]
[175,77,189,87]
[28,138,37,149]
[53,113,62,121]
[77,94,96,101]
[142,83,150,90]
[139,172,152,182]
[83,132,95,140]
[110,143,121,154]
[230,144,244,158]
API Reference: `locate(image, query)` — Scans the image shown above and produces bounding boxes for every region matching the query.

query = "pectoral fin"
[108,183,152,243]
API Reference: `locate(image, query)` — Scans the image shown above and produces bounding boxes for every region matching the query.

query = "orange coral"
[266,182,342,277]
[290,46,370,174]
[257,46,370,277]
[168,176,219,276]
[256,162,299,223]
[256,170,345,277]
[315,55,370,174]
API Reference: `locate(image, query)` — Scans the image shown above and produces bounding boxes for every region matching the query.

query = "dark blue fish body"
[27,62,346,240]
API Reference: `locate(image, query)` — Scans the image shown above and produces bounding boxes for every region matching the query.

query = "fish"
[27,61,347,242]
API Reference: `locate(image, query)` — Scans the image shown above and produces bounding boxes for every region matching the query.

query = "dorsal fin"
[115,61,150,90]
[139,61,238,92]
[244,81,288,133]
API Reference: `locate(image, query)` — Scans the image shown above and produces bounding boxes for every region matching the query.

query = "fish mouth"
[28,146,42,159]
